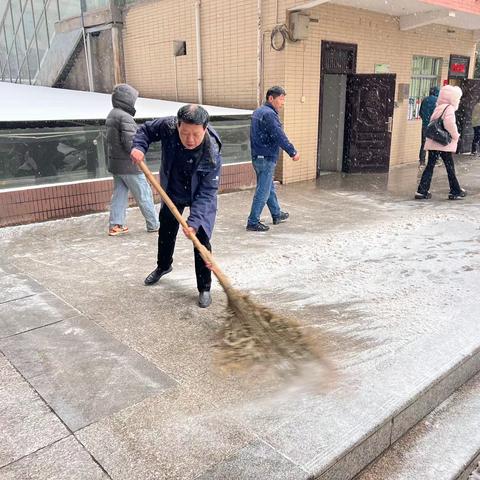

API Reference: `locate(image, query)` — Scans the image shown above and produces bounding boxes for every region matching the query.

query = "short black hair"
[177,104,209,128]
[266,86,286,101]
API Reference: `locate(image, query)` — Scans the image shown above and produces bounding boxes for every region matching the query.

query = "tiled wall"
[278,2,476,183]
[122,0,476,185]
[122,0,258,109]
[0,164,255,227]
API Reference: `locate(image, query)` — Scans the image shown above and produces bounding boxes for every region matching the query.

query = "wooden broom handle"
[138,161,233,291]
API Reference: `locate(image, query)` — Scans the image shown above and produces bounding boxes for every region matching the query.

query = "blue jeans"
[109,173,159,230]
[247,156,281,226]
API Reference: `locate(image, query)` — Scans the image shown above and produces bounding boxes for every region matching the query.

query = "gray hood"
[111,84,138,114]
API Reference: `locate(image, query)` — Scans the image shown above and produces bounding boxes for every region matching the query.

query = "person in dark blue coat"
[246,86,300,232]
[130,105,222,308]
[418,86,439,166]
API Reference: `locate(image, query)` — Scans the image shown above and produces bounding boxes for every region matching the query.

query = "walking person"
[130,105,222,308]
[106,84,159,236]
[471,101,480,155]
[246,86,300,232]
[415,85,467,200]
[418,86,439,166]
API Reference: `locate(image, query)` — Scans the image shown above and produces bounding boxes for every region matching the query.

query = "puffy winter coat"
[106,84,141,175]
[425,85,462,153]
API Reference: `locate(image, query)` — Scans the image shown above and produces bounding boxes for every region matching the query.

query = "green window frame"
[408,55,442,120]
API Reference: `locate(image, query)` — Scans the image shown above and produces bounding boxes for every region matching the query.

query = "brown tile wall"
[122,0,477,184]
[0,164,255,227]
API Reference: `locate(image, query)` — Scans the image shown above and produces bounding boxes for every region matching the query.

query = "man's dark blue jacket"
[250,102,297,160]
[132,117,222,238]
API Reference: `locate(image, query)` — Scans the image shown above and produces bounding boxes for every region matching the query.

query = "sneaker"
[246,222,270,232]
[108,225,129,236]
[448,189,467,200]
[414,192,432,200]
[147,227,159,233]
[272,211,289,225]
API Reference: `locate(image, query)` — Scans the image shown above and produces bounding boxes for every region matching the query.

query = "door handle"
[386,116,393,133]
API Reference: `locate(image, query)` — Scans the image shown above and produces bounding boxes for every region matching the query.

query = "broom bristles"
[215,287,334,380]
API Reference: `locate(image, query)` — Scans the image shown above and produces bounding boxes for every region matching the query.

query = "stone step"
[355,371,480,480]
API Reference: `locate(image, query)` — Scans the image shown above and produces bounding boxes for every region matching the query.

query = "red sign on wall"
[448,55,470,79]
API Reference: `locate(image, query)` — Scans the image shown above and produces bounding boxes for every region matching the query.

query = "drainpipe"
[257,0,262,106]
[195,0,203,104]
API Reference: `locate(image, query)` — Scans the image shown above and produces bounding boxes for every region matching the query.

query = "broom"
[138,161,331,377]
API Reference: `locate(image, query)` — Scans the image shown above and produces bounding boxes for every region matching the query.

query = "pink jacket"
[424,85,462,153]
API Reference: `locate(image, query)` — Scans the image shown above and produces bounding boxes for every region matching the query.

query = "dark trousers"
[418,151,461,196]
[157,203,212,292]
[472,126,480,153]
[419,125,427,164]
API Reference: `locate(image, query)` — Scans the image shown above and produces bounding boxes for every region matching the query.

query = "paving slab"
[0,273,44,304]
[0,263,18,277]
[0,291,78,338]
[0,315,177,431]
[76,390,256,480]
[0,436,109,480]
[0,354,68,467]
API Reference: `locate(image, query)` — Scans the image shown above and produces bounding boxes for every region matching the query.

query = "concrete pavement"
[1,155,480,479]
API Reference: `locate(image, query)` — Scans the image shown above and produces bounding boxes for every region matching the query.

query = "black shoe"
[144,266,172,285]
[246,222,270,232]
[272,211,289,225]
[414,191,432,200]
[198,291,212,308]
[448,189,467,200]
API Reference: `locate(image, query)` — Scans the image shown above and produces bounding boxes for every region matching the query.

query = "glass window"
[0,28,8,77]
[35,14,49,60]
[210,117,251,165]
[19,57,29,83]
[27,45,39,80]
[45,0,59,41]
[32,0,46,25]
[14,37,26,81]
[59,0,81,19]
[10,0,23,33]
[8,50,19,80]
[408,55,442,120]
[3,5,14,52]
[0,125,108,189]
[0,117,251,190]
[22,1,36,47]
[84,0,110,11]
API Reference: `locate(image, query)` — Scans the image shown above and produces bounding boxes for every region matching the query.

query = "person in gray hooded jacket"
[106,84,159,236]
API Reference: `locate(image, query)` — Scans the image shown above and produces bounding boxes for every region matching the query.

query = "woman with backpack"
[415,85,467,200]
